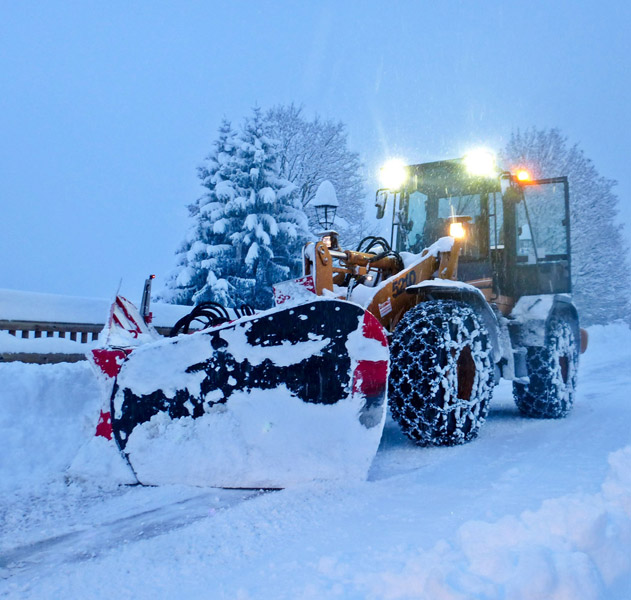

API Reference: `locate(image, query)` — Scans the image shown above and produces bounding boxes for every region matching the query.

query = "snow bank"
[356,446,631,599]
[581,321,631,355]
[0,361,101,494]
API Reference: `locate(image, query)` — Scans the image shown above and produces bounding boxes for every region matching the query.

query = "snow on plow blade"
[109,299,389,488]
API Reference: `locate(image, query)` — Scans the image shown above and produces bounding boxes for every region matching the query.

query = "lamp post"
[313,180,339,230]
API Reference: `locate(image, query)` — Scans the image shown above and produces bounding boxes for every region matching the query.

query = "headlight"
[463,149,497,177]
[449,222,466,239]
[380,159,408,190]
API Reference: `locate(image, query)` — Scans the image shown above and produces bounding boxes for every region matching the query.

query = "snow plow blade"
[108,299,389,488]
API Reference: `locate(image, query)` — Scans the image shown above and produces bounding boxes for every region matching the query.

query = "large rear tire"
[388,300,495,446]
[513,316,579,418]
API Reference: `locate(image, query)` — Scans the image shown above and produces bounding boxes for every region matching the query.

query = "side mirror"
[502,186,522,204]
[375,191,388,219]
[500,173,511,195]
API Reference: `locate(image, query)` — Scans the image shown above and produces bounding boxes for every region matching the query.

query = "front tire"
[513,316,579,418]
[388,300,495,446]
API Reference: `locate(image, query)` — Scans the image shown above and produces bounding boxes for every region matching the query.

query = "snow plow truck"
[88,150,587,488]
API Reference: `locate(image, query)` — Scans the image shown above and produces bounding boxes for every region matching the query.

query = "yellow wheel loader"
[302,151,587,446]
[89,150,586,487]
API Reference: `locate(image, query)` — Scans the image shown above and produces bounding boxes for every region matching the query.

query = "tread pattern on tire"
[513,316,578,418]
[388,300,495,446]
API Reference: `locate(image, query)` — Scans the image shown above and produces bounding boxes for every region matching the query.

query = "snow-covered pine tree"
[161,120,240,306]
[502,128,631,326]
[224,108,311,309]
[264,104,372,247]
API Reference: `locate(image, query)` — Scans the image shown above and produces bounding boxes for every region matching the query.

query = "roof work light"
[463,149,497,177]
[380,159,408,191]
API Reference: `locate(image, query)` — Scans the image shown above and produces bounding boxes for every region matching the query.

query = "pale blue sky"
[1,1,629,300]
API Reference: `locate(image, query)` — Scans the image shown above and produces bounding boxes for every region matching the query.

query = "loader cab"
[385,158,572,304]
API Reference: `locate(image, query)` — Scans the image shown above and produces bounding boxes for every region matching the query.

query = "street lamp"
[313,180,339,230]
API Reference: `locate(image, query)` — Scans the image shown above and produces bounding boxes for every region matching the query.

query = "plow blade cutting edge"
[104,299,389,488]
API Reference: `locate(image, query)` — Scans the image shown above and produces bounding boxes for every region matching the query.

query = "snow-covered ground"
[1,323,631,599]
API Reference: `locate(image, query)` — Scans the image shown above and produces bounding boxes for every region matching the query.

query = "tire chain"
[389,300,495,446]
[513,317,578,418]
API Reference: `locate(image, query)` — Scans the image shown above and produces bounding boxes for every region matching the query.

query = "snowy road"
[1,489,263,579]
[1,324,631,598]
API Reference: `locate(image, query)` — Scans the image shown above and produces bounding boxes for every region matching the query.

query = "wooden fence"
[0,319,173,364]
